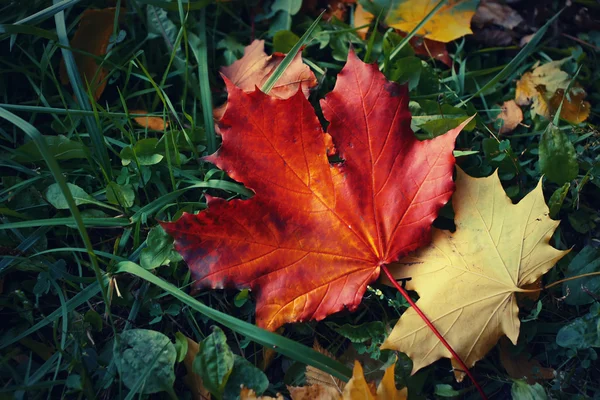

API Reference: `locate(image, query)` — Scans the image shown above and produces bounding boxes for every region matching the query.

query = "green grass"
[0,1,599,399]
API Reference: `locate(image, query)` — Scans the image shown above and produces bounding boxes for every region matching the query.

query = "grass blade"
[116,261,353,382]
[188,9,217,154]
[460,9,563,105]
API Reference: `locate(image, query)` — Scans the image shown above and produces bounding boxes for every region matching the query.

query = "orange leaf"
[162,51,468,331]
[241,387,284,400]
[129,109,169,131]
[59,8,123,100]
[495,100,523,135]
[183,337,212,400]
[498,338,555,385]
[213,40,317,121]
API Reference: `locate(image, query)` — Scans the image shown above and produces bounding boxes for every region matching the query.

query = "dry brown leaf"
[306,342,345,394]
[289,360,406,400]
[183,337,211,400]
[472,0,523,30]
[498,338,555,384]
[214,40,317,120]
[515,58,590,124]
[288,384,342,400]
[496,100,523,134]
[241,387,284,400]
[129,110,169,131]
[59,8,123,100]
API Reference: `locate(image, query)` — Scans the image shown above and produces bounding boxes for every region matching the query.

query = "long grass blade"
[116,261,353,382]
[460,9,563,105]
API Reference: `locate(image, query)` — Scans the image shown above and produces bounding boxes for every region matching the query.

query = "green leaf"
[45,183,92,210]
[193,326,234,400]
[114,329,177,394]
[273,30,300,53]
[388,57,422,91]
[120,138,164,166]
[563,246,600,306]
[548,182,570,218]
[106,182,135,208]
[174,332,188,363]
[539,123,578,184]
[84,310,103,332]
[140,225,180,270]
[434,384,461,397]
[234,289,250,307]
[13,135,89,162]
[329,321,385,343]
[511,380,548,400]
[556,303,600,349]
[224,355,269,399]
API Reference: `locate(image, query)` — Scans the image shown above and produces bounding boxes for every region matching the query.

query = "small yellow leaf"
[183,337,211,400]
[383,168,569,380]
[376,362,407,400]
[381,0,480,43]
[129,109,169,131]
[342,361,375,400]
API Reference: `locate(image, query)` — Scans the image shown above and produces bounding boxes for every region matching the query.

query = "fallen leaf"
[183,336,212,400]
[162,51,469,331]
[354,5,452,66]
[289,360,407,400]
[548,88,591,124]
[130,110,169,131]
[383,168,569,380]
[498,338,554,385]
[241,387,284,400]
[59,8,123,100]
[495,100,523,134]
[306,342,345,394]
[214,40,317,120]
[361,0,480,43]
[515,58,591,124]
[472,0,523,30]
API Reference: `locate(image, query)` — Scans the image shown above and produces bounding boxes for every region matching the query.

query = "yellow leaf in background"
[515,58,590,124]
[342,362,375,400]
[371,0,480,43]
[376,362,407,400]
[129,110,169,131]
[59,8,123,100]
[183,337,211,400]
[382,168,569,380]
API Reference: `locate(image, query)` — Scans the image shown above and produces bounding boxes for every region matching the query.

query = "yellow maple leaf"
[288,360,406,400]
[360,0,480,43]
[515,58,590,124]
[382,168,569,380]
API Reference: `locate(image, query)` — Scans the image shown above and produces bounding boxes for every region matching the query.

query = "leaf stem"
[380,265,488,400]
[518,272,600,292]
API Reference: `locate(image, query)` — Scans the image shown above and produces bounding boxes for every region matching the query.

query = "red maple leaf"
[162,51,469,331]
